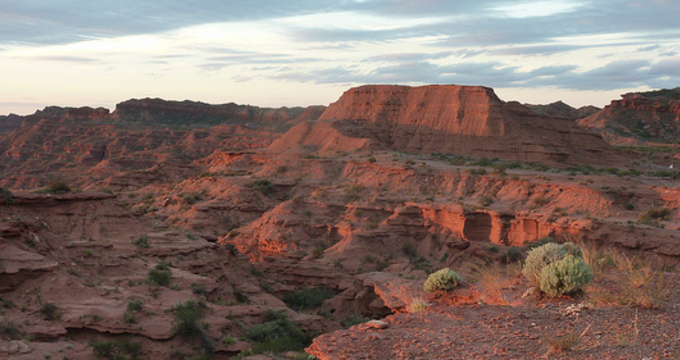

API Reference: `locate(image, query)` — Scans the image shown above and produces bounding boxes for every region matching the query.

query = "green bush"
[127,299,143,312]
[244,310,315,354]
[638,207,671,226]
[0,319,22,339]
[0,186,14,205]
[246,179,275,196]
[521,242,569,288]
[173,300,213,355]
[90,338,142,360]
[539,255,593,297]
[503,246,524,263]
[45,180,71,194]
[423,268,461,293]
[39,302,61,321]
[146,268,170,286]
[281,287,336,311]
[132,235,149,249]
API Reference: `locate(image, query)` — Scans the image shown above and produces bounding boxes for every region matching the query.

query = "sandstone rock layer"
[272,85,623,166]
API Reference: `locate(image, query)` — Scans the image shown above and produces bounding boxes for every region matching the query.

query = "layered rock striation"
[578,87,680,144]
[271,85,623,166]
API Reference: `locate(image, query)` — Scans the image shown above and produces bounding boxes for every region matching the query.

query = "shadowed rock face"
[524,100,600,119]
[578,87,680,144]
[271,84,625,166]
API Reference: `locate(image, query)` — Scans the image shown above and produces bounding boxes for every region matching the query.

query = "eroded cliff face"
[578,87,680,144]
[272,85,625,166]
[0,100,324,189]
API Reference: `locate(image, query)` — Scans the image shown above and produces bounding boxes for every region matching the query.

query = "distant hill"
[578,87,680,144]
[524,101,600,120]
[271,84,625,166]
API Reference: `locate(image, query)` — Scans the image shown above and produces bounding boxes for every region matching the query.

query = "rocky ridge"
[271,85,624,166]
[578,87,680,144]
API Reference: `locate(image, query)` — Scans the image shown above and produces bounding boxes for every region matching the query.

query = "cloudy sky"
[1,0,679,115]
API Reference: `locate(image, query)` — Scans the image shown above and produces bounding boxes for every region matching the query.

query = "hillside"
[2,86,680,360]
[578,87,680,144]
[272,85,624,166]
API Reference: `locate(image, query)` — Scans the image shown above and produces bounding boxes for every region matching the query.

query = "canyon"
[1,85,680,359]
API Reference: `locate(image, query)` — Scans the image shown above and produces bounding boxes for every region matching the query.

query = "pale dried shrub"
[423,268,461,293]
[539,255,593,297]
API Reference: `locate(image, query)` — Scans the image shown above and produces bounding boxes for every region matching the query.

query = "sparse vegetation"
[39,302,61,321]
[637,207,671,227]
[244,310,315,355]
[173,300,213,355]
[146,263,171,286]
[133,234,150,248]
[127,299,143,312]
[542,329,584,354]
[90,338,142,360]
[45,180,71,194]
[281,287,336,311]
[423,268,462,293]
[0,186,14,204]
[246,179,275,196]
[0,319,22,339]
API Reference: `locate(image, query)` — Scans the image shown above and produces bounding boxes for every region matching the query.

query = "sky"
[1,0,680,115]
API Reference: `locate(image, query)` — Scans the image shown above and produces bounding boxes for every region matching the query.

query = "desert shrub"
[281,287,336,311]
[45,180,71,194]
[244,310,315,354]
[90,338,142,360]
[522,242,569,288]
[224,243,239,255]
[132,235,149,249]
[0,319,22,339]
[638,207,671,226]
[181,191,204,205]
[173,300,213,354]
[40,302,61,321]
[423,268,462,293]
[90,340,116,359]
[246,179,275,196]
[409,298,429,313]
[127,299,144,312]
[0,186,14,204]
[503,246,524,263]
[146,267,170,286]
[222,336,236,346]
[232,285,250,304]
[123,312,137,324]
[539,255,593,297]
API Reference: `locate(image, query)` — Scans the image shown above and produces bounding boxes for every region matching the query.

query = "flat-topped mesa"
[272,84,626,166]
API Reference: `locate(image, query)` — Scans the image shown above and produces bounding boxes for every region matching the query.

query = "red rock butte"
[271,84,625,166]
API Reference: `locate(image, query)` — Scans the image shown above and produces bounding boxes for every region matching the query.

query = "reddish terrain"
[1,85,680,360]
[273,85,624,166]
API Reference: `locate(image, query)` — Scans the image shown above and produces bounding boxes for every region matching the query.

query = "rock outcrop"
[578,87,680,144]
[271,85,624,166]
